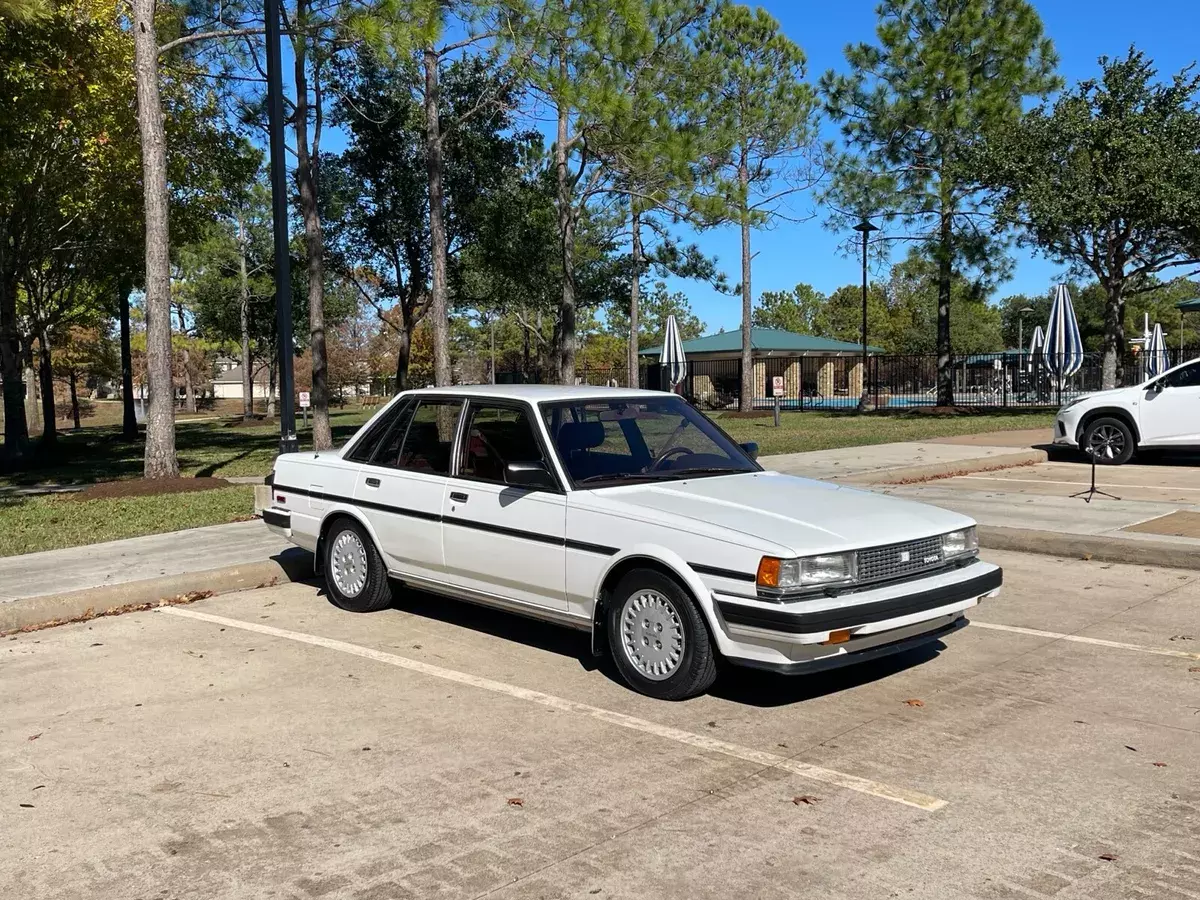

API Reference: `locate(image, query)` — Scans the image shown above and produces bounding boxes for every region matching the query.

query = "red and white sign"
[298,391,311,408]
[771,375,785,395]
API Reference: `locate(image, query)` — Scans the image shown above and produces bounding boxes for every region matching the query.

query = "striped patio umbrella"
[1043,284,1084,381]
[660,314,688,389]
[1146,321,1170,378]
[1027,324,1045,373]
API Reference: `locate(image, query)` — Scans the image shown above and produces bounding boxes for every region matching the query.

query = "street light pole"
[1018,305,1034,354]
[265,0,298,454]
[852,218,878,411]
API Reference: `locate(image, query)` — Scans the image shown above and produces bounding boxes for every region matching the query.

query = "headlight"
[757,553,857,591]
[942,527,978,559]
[1060,398,1084,412]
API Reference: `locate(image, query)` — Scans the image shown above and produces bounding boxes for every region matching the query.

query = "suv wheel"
[607,568,718,700]
[1081,416,1135,465]
[323,517,393,612]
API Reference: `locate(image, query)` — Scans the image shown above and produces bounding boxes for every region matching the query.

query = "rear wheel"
[607,568,718,700]
[323,517,392,612]
[1081,416,1135,465]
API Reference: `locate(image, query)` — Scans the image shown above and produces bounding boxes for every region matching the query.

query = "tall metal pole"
[265,0,298,454]
[853,219,878,411]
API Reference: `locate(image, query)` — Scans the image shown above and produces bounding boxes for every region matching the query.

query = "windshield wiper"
[574,472,667,485]
[657,467,748,480]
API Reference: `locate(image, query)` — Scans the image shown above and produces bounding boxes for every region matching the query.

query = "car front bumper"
[709,561,1001,673]
[1053,408,1083,447]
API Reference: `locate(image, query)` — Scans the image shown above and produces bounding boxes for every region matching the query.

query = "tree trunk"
[522,309,531,380]
[24,356,41,435]
[554,86,576,385]
[37,331,56,446]
[0,230,30,459]
[133,0,178,477]
[423,49,452,389]
[267,353,277,418]
[738,156,753,412]
[69,368,80,430]
[291,15,332,450]
[394,301,413,394]
[935,210,954,407]
[238,216,254,420]
[119,282,137,439]
[628,204,641,389]
[1101,279,1125,389]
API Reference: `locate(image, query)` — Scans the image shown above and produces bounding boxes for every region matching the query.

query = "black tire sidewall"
[323,517,390,612]
[1083,416,1135,465]
[607,569,714,700]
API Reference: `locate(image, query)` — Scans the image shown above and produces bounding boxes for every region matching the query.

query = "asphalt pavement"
[3,549,1198,899]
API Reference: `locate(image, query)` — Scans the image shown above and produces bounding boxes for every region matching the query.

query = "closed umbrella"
[1027,324,1045,374]
[1145,321,1170,378]
[660,314,688,391]
[1044,284,1084,383]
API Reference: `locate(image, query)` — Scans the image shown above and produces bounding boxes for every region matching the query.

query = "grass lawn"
[711,410,1056,456]
[0,485,255,558]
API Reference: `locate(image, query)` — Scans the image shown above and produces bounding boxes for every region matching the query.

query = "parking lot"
[4,549,1199,900]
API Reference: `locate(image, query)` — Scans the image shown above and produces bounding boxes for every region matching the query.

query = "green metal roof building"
[639,327,883,410]
[640,327,883,358]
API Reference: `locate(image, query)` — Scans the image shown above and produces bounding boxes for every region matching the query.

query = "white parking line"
[971,621,1200,660]
[159,606,948,812]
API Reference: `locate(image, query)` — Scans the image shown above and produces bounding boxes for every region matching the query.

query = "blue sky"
[663,0,1200,334]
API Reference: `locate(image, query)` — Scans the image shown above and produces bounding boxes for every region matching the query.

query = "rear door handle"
[365,477,381,488]
[449,491,469,503]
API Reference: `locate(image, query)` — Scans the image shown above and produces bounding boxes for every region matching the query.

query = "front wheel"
[1082,416,1135,465]
[323,517,393,612]
[607,569,718,700]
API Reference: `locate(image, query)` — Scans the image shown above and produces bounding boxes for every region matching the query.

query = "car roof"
[403,384,671,403]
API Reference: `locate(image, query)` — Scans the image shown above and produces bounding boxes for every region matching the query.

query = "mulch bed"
[70,477,233,501]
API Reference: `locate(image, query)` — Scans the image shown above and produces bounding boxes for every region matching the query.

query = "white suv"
[1054,356,1200,464]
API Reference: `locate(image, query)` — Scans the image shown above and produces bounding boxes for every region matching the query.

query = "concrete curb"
[850,449,1049,486]
[0,549,313,633]
[978,525,1200,572]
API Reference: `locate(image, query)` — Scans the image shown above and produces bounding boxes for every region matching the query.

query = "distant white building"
[211,361,278,400]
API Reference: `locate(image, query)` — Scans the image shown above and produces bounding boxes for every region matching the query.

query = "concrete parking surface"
[3,550,1199,900]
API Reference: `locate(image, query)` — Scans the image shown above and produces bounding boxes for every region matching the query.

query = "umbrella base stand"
[1070,454,1120,504]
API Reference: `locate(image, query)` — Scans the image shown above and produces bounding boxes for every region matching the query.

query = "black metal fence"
[643,348,1193,411]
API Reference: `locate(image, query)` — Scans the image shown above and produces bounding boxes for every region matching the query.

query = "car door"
[441,400,568,611]
[1138,361,1200,446]
[353,397,464,579]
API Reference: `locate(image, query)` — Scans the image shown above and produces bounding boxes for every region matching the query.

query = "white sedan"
[264,385,1002,699]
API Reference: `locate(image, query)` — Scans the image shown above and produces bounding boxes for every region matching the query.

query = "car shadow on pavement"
[709,643,945,708]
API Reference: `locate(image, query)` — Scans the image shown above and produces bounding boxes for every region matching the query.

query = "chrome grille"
[856,536,944,584]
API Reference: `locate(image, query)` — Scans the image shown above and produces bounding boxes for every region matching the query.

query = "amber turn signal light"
[822,630,851,645]
[756,556,781,588]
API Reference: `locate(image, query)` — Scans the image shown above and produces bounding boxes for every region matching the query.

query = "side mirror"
[505,460,557,490]
[739,441,759,461]
[1151,380,1166,394]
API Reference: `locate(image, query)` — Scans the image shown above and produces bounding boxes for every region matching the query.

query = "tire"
[607,568,718,700]
[1081,416,1135,465]
[322,517,393,613]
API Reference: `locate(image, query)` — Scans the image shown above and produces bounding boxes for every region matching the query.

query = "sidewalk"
[3,431,1197,631]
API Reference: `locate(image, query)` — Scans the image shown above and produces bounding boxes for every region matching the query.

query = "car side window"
[382,399,463,475]
[345,399,413,463]
[1164,362,1200,389]
[362,399,419,466]
[460,404,546,484]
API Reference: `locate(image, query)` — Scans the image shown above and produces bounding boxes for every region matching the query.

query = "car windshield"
[540,396,757,487]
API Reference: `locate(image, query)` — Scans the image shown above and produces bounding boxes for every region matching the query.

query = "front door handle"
[365,477,381,488]
[449,491,469,503]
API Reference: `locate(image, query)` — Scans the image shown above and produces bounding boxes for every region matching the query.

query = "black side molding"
[717,567,1002,634]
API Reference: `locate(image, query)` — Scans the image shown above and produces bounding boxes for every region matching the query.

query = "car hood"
[579,471,974,556]
[1068,386,1141,407]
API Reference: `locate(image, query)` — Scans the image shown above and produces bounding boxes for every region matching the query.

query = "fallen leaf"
[1073,720,1087,725]
[1189,667,1200,673]
[1169,635,1193,642]
[1153,762,1167,768]
[90,642,103,647]
[19,803,33,809]
[1125,745,1138,752]
[1081,552,1093,561]
[902,698,925,707]
[1098,853,1118,862]
[507,797,524,807]
[412,644,422,649]
[32,785,45,790]
[27,733,41,742]
[791,795,821,806]
[706,721,718,728]
[777,742,788,749]
[361,746,371,752]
